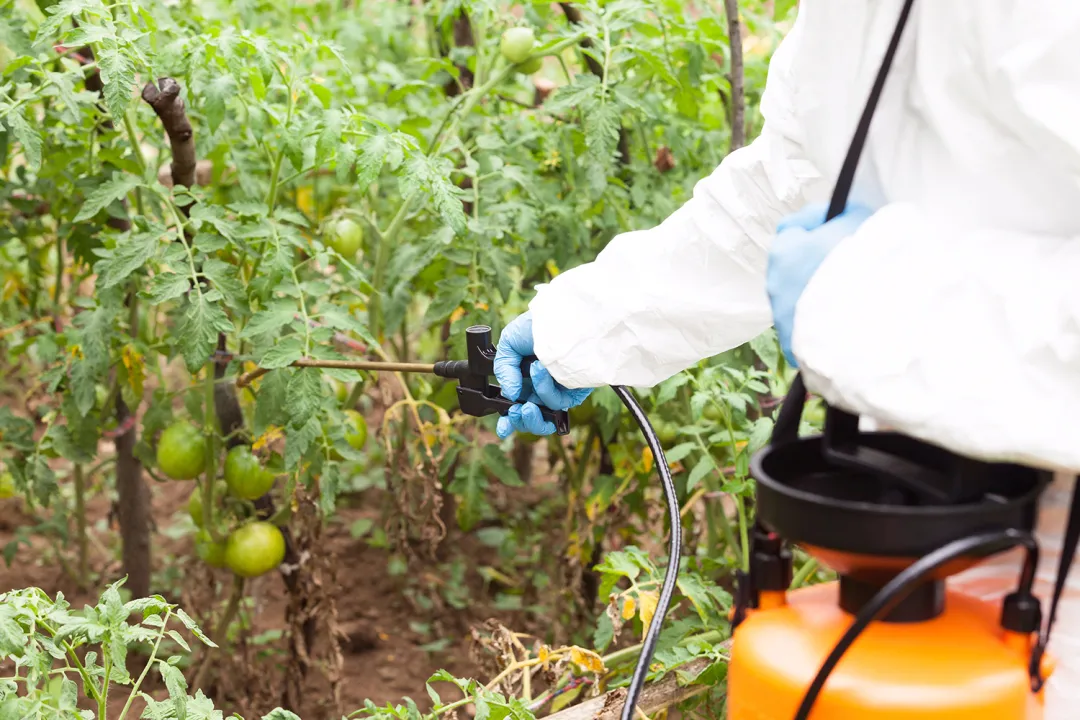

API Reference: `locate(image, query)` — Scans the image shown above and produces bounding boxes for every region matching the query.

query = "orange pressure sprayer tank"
[729,388,1054,719]
[729,583,1048,719]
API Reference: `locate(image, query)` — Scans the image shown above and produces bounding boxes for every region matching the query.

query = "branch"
[141,78,196,188]
[723,0,745,152]
[236,358,436,389]
[559,2,630,165]
[545,656,717,720]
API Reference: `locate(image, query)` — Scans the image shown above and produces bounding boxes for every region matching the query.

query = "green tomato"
[0,472,15,499]
[225,522,286,578]
[188,486,204,527]
[656,422,678,445]
[344,409,368,450]
[500,27,536,65]
[224,446,276,500]
[327,217,363,258]
[516,56,543,74]
[195,530,227,568]
[702,403,722,422]
[156,422,206,481]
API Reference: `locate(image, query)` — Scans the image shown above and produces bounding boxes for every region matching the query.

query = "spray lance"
[249,324,681,719]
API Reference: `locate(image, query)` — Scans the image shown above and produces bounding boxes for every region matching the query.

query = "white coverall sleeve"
[528,13,826,390]
[794,206,1080,472]
[793,9,1080,474]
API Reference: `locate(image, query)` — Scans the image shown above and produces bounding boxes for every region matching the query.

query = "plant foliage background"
[0,0,826,717]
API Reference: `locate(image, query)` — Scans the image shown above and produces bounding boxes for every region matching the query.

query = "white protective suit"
[527,0,1080,713]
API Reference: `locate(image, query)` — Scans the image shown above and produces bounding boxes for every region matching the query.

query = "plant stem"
[117,611,171,720]
[791,558,820,589]
[74,465,88,590]
[191,575,244,691]
[203,366,223,543]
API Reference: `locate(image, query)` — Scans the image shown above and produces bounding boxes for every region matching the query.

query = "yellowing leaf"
[641,446,654,473]
[253,426,284,452]
[637,590,659,639]
[538,646,551,668]
[121,344,145,397]
[569,647,606,674]
[297,186,315,215]
[621,596,637,620]
[449,306,466,323]
[545,259,561,277]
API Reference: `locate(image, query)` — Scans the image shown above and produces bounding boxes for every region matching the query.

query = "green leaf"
[75,175,141,222]
[203,75,234,133]
[686,455,715,492]
[285,416,321,469]
[285,368,322,429]
[480,444,523,487]
[254,368,288,434]
[6,111,41,170]
[95,227,167,288]
[664,442,696,465]
[243,305,297,339]
[176,295,234,374]
[144,271,190,304]
[258,337,304,369]
[200,258,247,312]
[316,109,342,166]
[175,608,216,647]
[282,125,304,172]
[750,329,780,372]
[262,711,302,720]
[96,42,135,120]
[423,275,468,325]
[158,659,188,719]
[402,154,466,235]
[749,417,774,453]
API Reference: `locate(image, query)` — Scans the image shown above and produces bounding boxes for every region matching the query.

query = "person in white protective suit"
[490,0,1080,715]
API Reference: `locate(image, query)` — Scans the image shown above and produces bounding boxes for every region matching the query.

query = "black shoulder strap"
[1031,477,1080,691]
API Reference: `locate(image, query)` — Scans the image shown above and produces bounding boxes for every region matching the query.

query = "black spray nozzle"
[433,325,569,435]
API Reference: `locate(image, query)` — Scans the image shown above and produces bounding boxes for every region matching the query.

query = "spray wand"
[236,324,680,720]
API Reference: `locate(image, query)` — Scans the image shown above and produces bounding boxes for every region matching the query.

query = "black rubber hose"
[793,528,1039,720]
[612,385,682,720]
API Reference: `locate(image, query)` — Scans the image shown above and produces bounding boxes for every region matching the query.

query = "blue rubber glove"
[767,202,874,368]
[493,311,593,438]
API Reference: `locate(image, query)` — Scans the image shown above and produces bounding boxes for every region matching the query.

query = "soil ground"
[0,473,500,719]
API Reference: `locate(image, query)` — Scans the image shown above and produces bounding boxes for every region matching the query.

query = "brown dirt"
[0,475,499,719]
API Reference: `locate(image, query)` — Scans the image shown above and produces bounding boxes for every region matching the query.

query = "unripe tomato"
[500,27,536,65]
[195,530,227,568]
[225,521,286,578]
[224,446,275,500]
[702,403,722,422]
[656,422,678,445]
[188,486,205,527]
[516,56,543,74]
[156,422,206,481]
[0,472,15,499]
[344,409,368,450]
[94,385,108,411]
[327,217,363,258]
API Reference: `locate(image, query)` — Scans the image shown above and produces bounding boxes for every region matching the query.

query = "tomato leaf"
[75,174,142,222]
[176,295,234,373]
[95,226,167,288]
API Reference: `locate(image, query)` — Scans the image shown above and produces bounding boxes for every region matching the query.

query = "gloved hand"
[767,202,874,368]
[493,311,593,438]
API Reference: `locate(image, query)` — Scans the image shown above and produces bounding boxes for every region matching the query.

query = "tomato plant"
[0,0,813,714]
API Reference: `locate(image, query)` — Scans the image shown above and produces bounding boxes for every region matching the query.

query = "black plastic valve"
[432,325,570,436]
